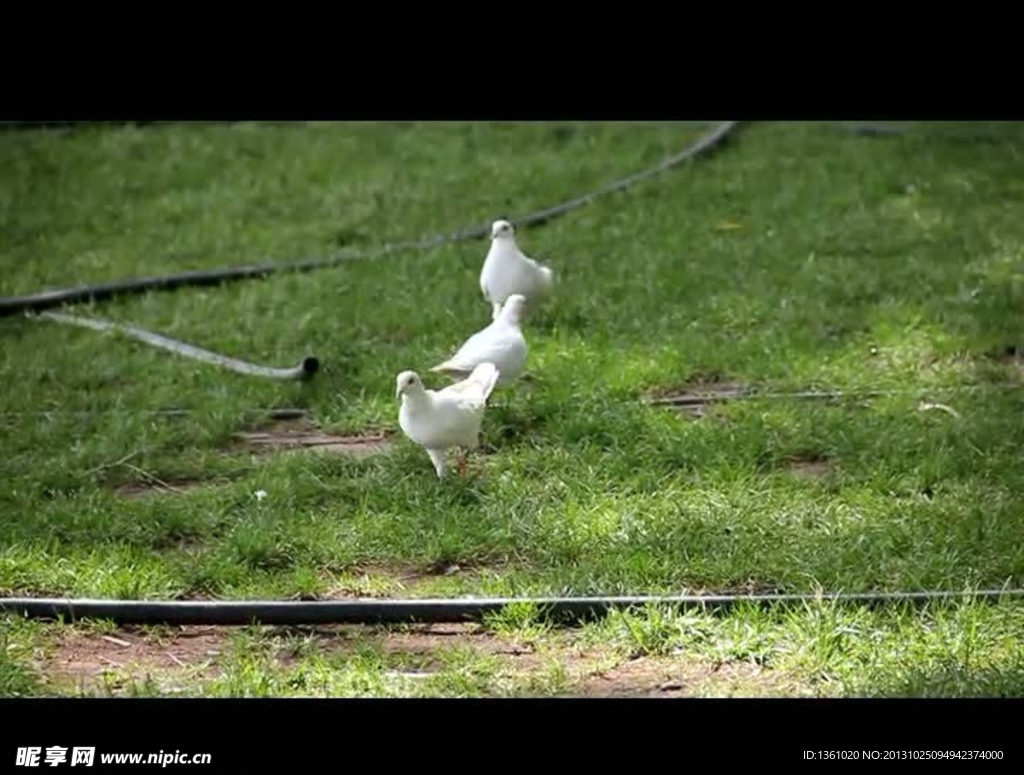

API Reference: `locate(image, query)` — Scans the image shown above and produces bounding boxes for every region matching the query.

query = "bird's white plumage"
[430,294,528,387]
[396,363,501,478]
[479,220,554,320]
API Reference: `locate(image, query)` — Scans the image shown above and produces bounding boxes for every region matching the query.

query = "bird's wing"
[479,247,497,300]
[438,362,500,410]
[431,324,515,374]
[480,269,492,301]
[522,253,554,288]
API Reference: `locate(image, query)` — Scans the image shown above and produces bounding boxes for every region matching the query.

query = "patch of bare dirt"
[265,622,545,673]
[115,478,212,499]
[575,655,803,697]
[281,624,801,697]
[380,623,542,666]
[232,417,392,458]
[46,626,227,693]
[36,621,809,697]
[111,420,391,499]
[784,454,834,479]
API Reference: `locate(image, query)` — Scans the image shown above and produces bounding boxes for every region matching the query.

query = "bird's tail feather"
[539,265,555,289]
[429,360,470,377]
[462,362,500,401]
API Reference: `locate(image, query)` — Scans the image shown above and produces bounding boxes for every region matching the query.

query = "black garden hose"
[2,119,1010,322]
[0,121,741,318]
[1,589,1022,626]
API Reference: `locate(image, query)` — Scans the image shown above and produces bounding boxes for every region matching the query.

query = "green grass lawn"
[2,120,1024,697]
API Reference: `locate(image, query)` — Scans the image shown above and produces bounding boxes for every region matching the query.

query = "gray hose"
[0,122,741,318]
[1,589,1020,626]
[36,311,319,381]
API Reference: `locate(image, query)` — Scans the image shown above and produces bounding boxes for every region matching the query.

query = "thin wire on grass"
[1,382,1020,420]
[838,122,1015,139]
[646,383,1023,406]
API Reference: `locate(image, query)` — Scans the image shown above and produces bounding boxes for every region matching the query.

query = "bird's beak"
[396,385,402,400]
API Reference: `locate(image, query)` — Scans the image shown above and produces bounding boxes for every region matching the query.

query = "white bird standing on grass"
[480,219,555,320]
[396,362,501,478]
[430,294,528,388]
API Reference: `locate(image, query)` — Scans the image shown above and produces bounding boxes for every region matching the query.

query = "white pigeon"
[396,362,501,478]
[430,294,528,388]
[479,219,555,320]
